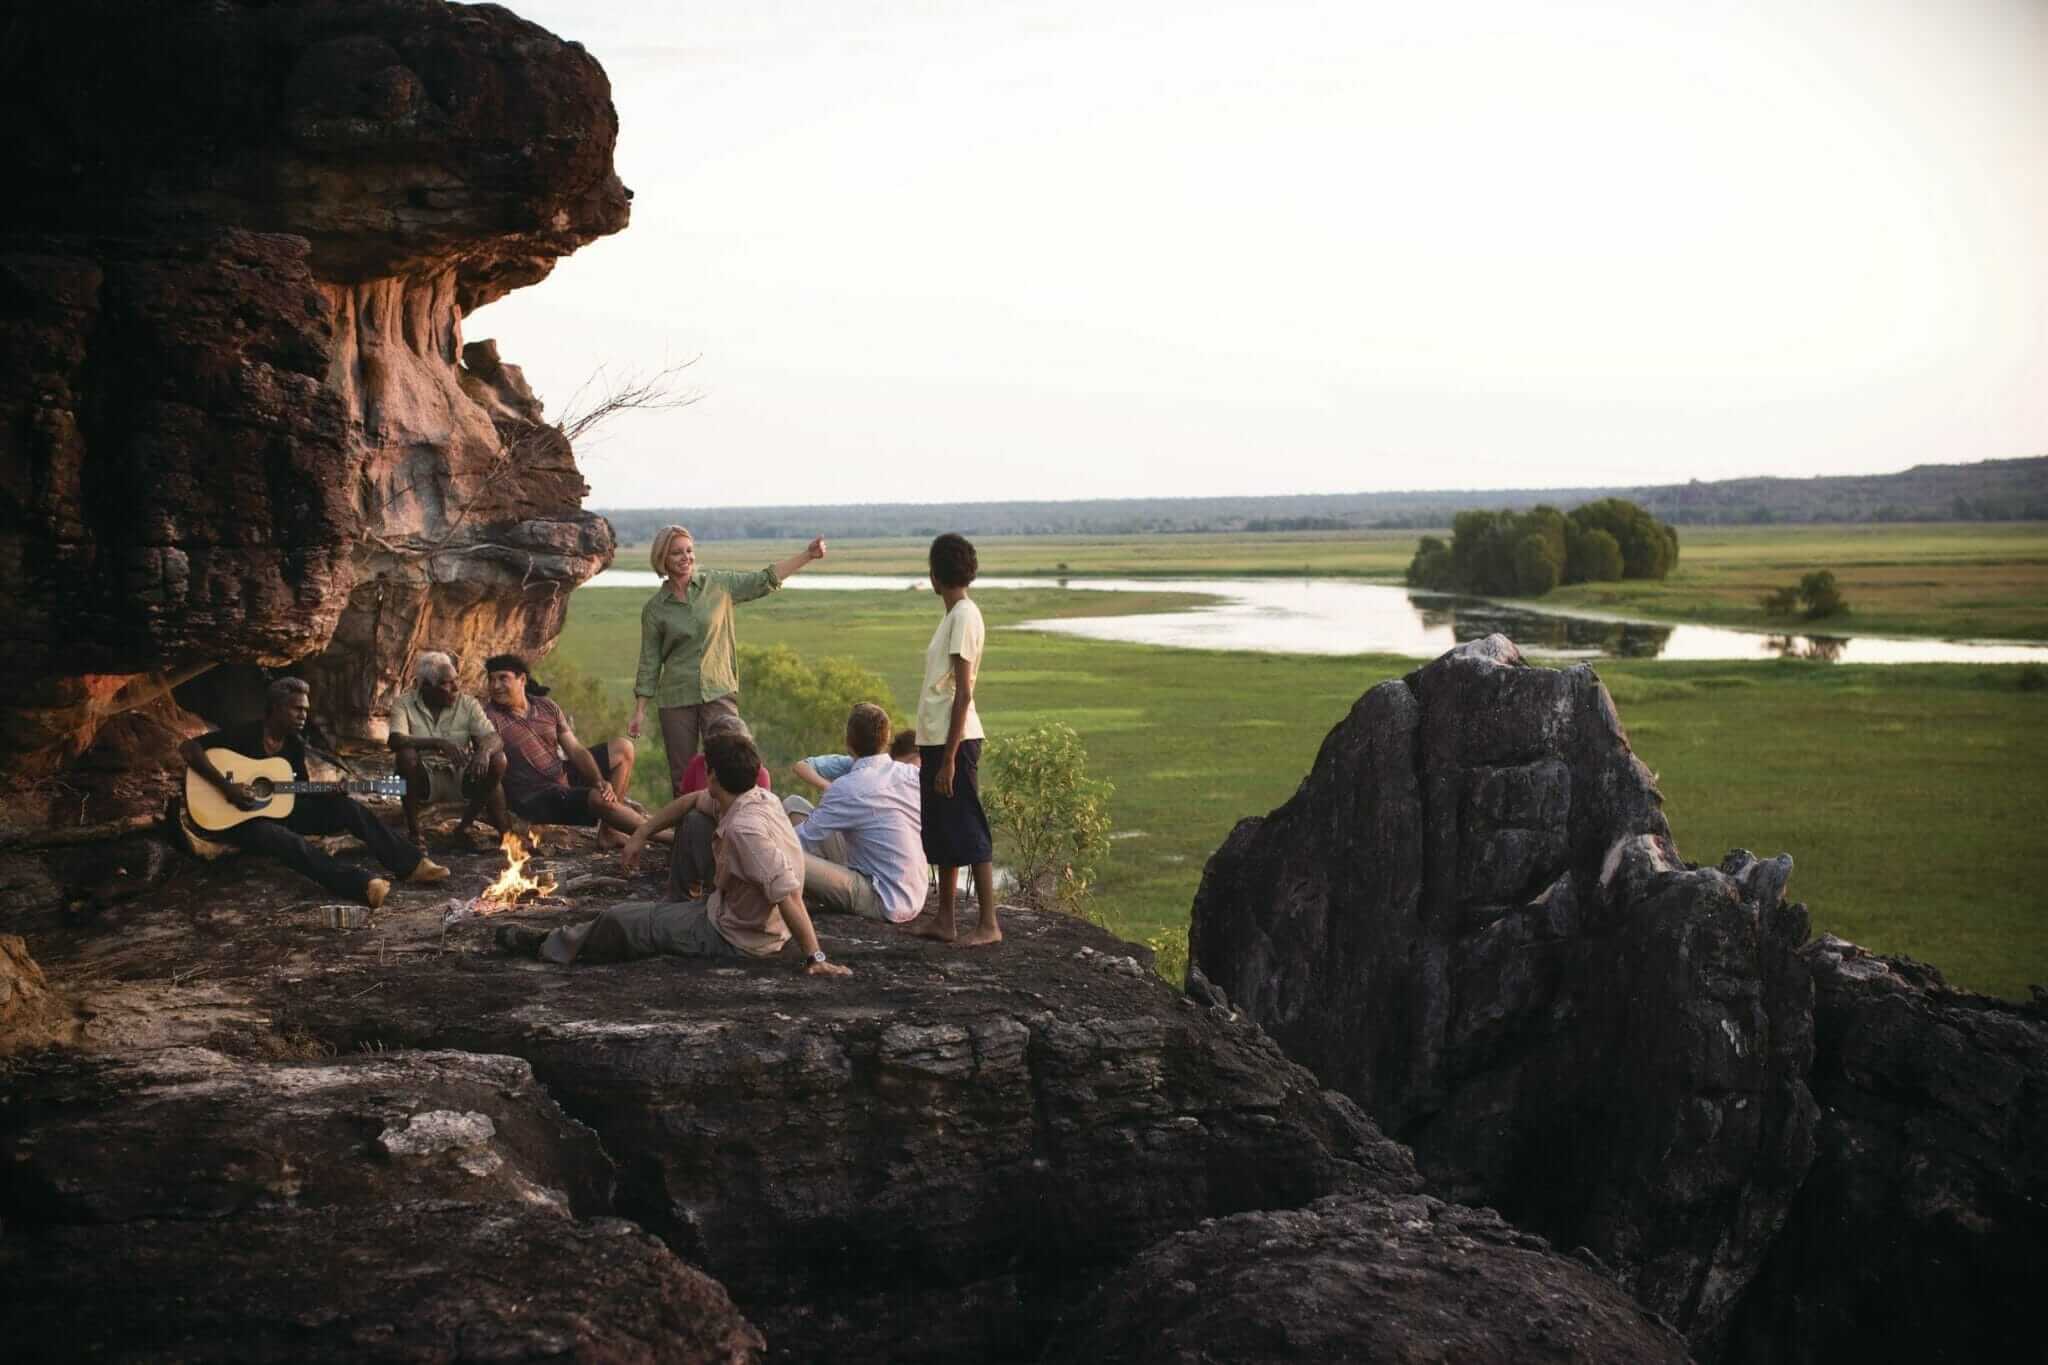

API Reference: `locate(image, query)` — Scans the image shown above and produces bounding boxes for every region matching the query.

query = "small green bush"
[737,644,899,770]
[1760,585,1802,616]
[1799,569,1848,620]
[985,722,1113,915]
[1146,928,1188,988]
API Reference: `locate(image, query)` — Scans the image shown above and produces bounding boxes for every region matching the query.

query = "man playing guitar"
[180,677,449,908]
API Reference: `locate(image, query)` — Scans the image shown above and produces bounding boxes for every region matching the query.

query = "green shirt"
[635,567,783,706]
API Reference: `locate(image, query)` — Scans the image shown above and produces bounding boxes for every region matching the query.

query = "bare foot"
[596,827,627,851]
[954,917,1003,948]
[907,915,957,942]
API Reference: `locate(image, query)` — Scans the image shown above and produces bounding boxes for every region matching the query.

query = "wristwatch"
[806,949,829,968]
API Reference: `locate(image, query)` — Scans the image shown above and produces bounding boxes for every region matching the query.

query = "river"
[582,571,2048,665]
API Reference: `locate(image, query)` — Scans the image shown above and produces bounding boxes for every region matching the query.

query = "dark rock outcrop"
[272,908,1424,1364]
[0,0,625,813]
[0,826,1670,1364]
[1045,1193,1693,1364]
[1189,635,2048,1362]
[1190,636,1817,1350]
[1721,938,2048,1364]
[0,1045,764,1362]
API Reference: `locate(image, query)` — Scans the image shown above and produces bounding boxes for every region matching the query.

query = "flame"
[474,831,557,911]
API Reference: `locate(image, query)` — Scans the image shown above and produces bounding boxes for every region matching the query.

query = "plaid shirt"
[484,697,570,799]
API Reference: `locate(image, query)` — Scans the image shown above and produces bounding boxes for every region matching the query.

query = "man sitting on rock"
[500,731,851,977]
[482,653,657,848]
[387,651,512,847]
[781,703,929,926]
[181,677,449,908]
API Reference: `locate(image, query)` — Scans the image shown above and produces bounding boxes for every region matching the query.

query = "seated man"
[482,653,658,848]
[388,650,511,846]
[794,727,920,793]
[659,714,770,898]
[504,731,851,977]
[782,703,929,925]
[181,677,448,908]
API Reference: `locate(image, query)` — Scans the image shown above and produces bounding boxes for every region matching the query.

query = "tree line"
[596,456,2044,542]
[1405,499,1679,598]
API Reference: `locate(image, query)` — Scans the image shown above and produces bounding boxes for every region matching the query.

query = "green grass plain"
[556,567,2048,1001]
[642,520,2048,639]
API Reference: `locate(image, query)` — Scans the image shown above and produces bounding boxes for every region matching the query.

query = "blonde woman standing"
[628,525,828,796]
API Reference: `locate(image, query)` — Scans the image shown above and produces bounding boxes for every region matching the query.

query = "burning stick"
[471,831,557,915]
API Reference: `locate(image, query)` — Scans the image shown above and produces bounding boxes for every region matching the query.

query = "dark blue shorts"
[507,741,622,826]
[919,738,993,866]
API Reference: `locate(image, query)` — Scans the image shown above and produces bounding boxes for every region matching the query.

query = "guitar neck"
[273,782,391,796]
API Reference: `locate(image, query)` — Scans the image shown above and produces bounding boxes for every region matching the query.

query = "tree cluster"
[1405,499,1678,598]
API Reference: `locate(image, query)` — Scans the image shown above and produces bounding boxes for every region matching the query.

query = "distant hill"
[597,456,2048,542]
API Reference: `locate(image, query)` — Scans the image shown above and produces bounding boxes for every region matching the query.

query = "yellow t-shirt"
[917,597,985,745]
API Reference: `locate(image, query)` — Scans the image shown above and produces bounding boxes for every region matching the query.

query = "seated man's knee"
[394,747,423,779]
[488,751,507,777]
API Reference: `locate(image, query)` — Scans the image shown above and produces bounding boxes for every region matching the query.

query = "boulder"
[1190,636,1819,1350]
[0,934,80,1054]
[1720,938,2048,1363]
[0,1044,762,1362]
[1045,1193,1693,1364]
[0,0,626,805]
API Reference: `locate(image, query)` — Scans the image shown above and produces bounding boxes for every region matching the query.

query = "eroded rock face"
[0,0,624,809]
[1722,938,2048,1364]
[1189,636,1819,1351]
[1045,1193,1694,1365]
[0,1045,763,1362]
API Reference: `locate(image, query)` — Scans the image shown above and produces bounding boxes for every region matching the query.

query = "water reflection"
[580,569,2048,665]
[1413,594,1675,658]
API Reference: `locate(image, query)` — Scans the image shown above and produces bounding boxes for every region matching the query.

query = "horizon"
[473,1,2048,510]
[585,453,2044,515]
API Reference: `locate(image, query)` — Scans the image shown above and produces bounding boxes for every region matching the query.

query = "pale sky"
[472,0,2048,510]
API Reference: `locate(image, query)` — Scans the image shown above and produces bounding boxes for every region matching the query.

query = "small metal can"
[323,904,370,930]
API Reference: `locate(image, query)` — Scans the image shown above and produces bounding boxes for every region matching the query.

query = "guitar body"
[185,752,300,832]
[183,749,406,833]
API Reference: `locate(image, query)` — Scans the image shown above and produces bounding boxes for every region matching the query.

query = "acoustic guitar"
[184,748,406,833]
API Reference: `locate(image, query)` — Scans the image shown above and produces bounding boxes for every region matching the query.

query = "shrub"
[1146,928,1188,988]
[537,658,671,807]
[985,722,1113,915]
[1798,570,1848,620]
[737,644,899,770]
[1759,585,1802,616]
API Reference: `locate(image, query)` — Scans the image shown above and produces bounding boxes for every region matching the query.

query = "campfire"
[471,831,557,913]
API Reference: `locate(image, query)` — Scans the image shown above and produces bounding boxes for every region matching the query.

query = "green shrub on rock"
[985,723,1113,915]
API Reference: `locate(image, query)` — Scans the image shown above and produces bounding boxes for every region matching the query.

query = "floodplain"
[568,523,2048,999]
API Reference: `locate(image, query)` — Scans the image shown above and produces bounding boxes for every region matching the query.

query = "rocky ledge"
[0,822,1683,1363]
[1189,634,2048,1362]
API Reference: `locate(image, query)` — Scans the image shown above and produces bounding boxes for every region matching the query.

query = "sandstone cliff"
[0,0,626,822]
